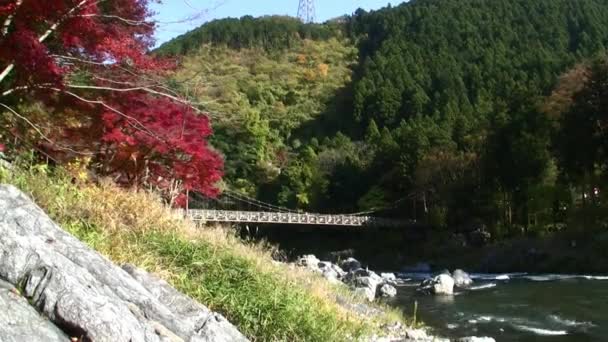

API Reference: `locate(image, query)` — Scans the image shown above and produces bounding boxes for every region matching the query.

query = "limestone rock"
[380,272,397,282]
[404,328,430,340]
[378,284,397,298]
[457,337,496,342]
[418,274,455,295]
[354,286,376,302]
[340,257,362,272]
[432,274,455,295]
[122,264,247,342]
[0,185,247,342]
[453,269,473,287]
[0,279,69,342]
[297,254,321,270]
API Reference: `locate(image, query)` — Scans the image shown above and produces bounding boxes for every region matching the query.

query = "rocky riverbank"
[0,185,247,341]
[0,182,497,341]
[291,254,496,342]
[295,254,399,301]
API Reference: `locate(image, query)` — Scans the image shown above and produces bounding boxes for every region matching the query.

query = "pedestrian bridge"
[186,209,407,227]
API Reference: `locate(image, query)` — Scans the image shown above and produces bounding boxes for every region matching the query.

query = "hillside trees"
[550,57,608,206]
[157,0,608,232]
[0,0,223,204]
[168,37,356,198]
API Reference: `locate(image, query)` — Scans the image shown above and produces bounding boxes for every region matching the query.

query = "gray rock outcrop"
[0,279,69,342]
[0,185,248,342]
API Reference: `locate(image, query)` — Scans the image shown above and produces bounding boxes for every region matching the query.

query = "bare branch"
[76,14,154,27]
[1,85,30,97]
[65,83,201,111]
[0,64,14,84]
[51,54,108,67]
[1,0,23,37]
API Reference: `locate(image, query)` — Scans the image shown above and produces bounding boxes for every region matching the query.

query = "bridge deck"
[186,209,407,227]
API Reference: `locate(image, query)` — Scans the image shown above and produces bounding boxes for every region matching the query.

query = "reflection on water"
[390,273,608,342]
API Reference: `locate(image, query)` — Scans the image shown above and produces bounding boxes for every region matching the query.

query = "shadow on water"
[241,223,426,267]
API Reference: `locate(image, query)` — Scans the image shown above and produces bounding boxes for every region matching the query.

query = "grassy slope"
[0,163,408,341]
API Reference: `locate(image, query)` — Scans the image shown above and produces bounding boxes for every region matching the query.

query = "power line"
[223,189,299,213]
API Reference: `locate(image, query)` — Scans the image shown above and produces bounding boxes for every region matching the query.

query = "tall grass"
[0,163,407,341]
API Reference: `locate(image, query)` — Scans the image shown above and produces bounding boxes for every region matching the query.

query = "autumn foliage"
[0,0,223,203]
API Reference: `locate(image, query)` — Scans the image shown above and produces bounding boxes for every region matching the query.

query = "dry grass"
[1,164,408,341]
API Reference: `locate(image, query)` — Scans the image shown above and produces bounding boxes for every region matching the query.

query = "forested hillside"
[158,0,608,236]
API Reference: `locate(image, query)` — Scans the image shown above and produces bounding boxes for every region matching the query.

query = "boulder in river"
[0,185,248,342]
[378,284,397,298]
[418,274,455,295]
[453,269,474,287]
[433,274,455,295]
[457,337,496,342]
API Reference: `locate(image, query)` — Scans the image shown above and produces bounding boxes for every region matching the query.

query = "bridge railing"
[185,209,408,227]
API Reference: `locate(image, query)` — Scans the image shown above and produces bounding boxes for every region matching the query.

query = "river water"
[391,273,608,341]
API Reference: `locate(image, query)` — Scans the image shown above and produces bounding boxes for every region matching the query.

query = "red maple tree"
[0,0,223,203]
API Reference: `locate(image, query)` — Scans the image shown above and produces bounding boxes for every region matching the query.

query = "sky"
[151,0,400,46]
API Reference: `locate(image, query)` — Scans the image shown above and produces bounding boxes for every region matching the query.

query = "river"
[391,273,608,341]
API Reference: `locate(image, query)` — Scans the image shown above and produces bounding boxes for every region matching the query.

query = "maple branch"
[65,83,202,111]
[39,0,90,43]
[0,101,93,155]
[0,0,92,84]
[43,86,164,142]
[51,54,108,66]
[1,85,31,97]
[0,64,13,84]
[1,0,23,37]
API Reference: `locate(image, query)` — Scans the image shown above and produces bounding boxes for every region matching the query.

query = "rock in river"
[419,273,455,295]
[378,284,397,298]
[453,269,473,287]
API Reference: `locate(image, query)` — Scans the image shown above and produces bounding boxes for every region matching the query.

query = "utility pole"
[297,0,316,23]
